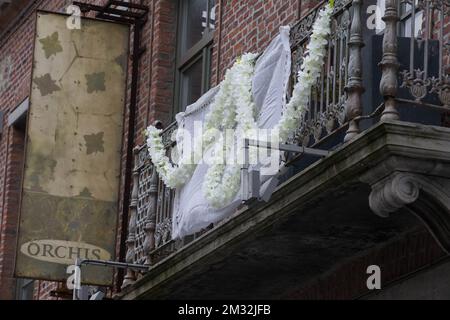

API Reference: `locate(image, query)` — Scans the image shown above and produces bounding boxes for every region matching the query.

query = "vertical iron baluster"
[380,0,400,121]
[410,0,416,74]
[439,2,444,80]
[320,59,326,128]
[143,162,158,266]
[332,33,338,107]
[344,0,365,141]
[326,40,332,112]
[424,0,430,79]
[339,23,345,101]
[121,148,140,289]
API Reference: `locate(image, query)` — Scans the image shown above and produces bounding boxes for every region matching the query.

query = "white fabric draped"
[172,26,292,239]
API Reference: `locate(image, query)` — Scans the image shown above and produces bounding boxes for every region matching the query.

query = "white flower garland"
[275,3,333,142]
[203,4,333,208]
[203,53,259,208]
[146,3,333,208]
[146,53,258,189]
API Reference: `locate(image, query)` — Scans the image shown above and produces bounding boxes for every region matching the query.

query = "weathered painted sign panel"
[15,12,129,286]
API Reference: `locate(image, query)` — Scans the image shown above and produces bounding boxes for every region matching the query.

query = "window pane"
[401,0,419,16]
[184,0,208,53]
[414,10,424,37]
[16,279,34,300]
[376,0,386,33]
[401,10,423,37]
[180,58,203,111]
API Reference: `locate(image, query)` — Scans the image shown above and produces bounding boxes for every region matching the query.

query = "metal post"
[241,139,251,202]
[73,258,82,300]
[344,0,365,142]
[241,139,329,203]
[380,0,400,121]
[72,259,149,300]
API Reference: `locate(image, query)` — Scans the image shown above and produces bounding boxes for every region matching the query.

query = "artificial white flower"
[274,3,332,142]
[146,3,333,208]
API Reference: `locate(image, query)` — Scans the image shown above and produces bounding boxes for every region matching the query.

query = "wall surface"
[0,0,307,300]
[1,0,448,300]
[0,0,111,300]
[367,259,450,300]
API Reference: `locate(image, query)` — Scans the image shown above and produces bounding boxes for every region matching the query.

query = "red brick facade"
[0,0,112,300]
[0,0,448,300]
[284,227,446,300]
[0,0,305,300]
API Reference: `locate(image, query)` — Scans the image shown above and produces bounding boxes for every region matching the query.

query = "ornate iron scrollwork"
[289,0,354,146]
[398,0,449,110]
[401,69,432,102]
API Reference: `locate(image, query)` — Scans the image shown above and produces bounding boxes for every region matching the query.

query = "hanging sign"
[15,11,129,286]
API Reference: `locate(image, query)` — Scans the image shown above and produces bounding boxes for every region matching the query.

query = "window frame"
[374,0,423,37]
[398,0,423,37]
[174,0,215,115]
[15,278,35,300]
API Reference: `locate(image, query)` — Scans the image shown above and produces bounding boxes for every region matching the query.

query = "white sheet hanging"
[172,26,292,239]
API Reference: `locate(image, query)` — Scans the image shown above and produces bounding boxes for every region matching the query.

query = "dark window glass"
[180,58,203,109]
[176,0,216,114]
[400,10,423,37]
[208,0,216,31]
[16,279,35,300]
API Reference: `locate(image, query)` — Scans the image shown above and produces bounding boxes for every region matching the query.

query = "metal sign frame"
[14,10,131,286]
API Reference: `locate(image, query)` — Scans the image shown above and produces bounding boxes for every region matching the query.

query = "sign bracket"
[73,259,149,300]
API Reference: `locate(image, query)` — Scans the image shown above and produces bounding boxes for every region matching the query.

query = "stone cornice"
[117,121,450,299]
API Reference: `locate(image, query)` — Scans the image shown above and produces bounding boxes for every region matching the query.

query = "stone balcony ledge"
[117,120,450,299]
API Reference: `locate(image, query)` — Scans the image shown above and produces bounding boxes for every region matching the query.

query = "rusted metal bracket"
[73,258,149,300]
[241,139,330,203]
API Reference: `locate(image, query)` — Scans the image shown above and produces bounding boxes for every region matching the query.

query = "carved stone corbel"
[363,169,450,253]
[367,173,420,218]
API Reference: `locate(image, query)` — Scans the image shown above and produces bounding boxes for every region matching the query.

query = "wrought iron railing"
[121,0,450,289]
[289,0,359,146]
[122,123,179,288]
[380,0,449,122]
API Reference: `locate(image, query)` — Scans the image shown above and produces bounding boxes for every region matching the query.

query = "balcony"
[117,0,450,299]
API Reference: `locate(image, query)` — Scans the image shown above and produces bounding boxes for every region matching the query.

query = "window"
[7,97,28,130]
[375,0,386,34]
[109,0,130,16]
[398,0,423,38]
[175,0,216,113]
[16,279,35,300]
[375,0,423,37]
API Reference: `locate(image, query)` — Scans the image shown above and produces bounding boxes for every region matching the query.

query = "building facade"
[0,0,449,300]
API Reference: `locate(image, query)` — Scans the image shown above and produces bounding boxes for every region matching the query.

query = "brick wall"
[0,0,175,300]
[209,0,330,87]
[0,0,448,300]
[210,0,301,86]
[0,0,45,299]
[143,0,178,131]
[431,4,450,127]
[1,0,307,299]
[0,127,25,299]
[284,227,446,300]
[33,281,60,300]
[0,0,110,300]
